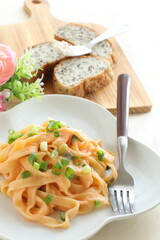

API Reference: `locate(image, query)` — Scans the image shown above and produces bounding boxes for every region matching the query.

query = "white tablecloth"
[0,0,160,239]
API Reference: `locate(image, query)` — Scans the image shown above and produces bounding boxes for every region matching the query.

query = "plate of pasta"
[0,95,160,240]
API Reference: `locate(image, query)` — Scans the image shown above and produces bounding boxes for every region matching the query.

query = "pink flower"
[0,44,16,86]
[0,95,7,112]
[0,89,10,112]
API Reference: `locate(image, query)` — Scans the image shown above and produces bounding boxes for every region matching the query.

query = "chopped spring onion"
[33,162,40,170]
[70,135,82,145]
[52,162,63,175]
[51,149,59,158]
[28,126,41,137]
[94,200,100,208]
[97,150,104,161]
[21,170,31,179]
[60,121,66,127]
[46,120,56,132]
[44,194,53,204]
[28,152,39,165]
[52,121,63,130]
[54,131,60,137]
[108,178,114,187]
[65,167,75,180]
[40,141,48,151]
[106,165,111,170]
[8,130,23,144]
[8,129,14,135]
[39,161,48,171]
[60,211,65,221]
[46,120,63,132]
[71,156,82,166]
[59,143,68,155]
[82,164,91,174]
[61,158,69,166]
[64,152,74,158]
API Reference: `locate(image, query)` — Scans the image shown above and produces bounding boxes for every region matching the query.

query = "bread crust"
[26,42,66,82]
[52,56,113,97]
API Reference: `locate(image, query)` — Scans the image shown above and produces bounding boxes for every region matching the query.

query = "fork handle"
[117,74,131,137]
[88,24,129,49]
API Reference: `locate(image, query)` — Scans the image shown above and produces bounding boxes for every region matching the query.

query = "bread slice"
[53,56,113,97]
[29,42,66,81]
[55,23,114,64]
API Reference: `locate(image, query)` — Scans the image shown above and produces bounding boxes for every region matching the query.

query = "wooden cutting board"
[0,0,152,114]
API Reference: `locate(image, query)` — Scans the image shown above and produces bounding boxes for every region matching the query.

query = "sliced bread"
[55,23,114,63]
[52,56,113,97]
[29,42,66,80]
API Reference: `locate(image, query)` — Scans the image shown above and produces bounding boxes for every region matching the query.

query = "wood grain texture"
[0,0,152,114]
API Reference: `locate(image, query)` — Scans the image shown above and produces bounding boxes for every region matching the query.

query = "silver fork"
[66,24,129,57]
[108,74,135,214]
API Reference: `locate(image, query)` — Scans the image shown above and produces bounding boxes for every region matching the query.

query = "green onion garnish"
[54,131,60,137]
[21,170,31,179]
[70,135,82,145]
[60,211,65,221]
[64,152,74,158]
[52,162,63,175]
[82,164,91,174]
[60,121,66,127]
[8,129,14,135]
[94,200,100,208]
[40,141,48,151]
[97,150,104,161]
[108,178,114,187]
[46,121,55,132]
[59,143,68,155]
[52,121,63,130]
[28,152,39,165]
[46,120,63,132]
[106,165,110,170]
[44,194,53,204]
[33,162,40,170]
[51,149,59,158]
[65,167,75,180]
[71,156,82,166]
[39,161,48,171]
[61,158,69,166]
[8,130,23,144]
[28,126,41,137]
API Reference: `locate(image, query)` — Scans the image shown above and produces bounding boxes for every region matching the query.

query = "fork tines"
[109,187,134,214]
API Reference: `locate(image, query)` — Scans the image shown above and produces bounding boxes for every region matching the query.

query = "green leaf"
[15,50,42,80]
[8,130,23,144]
[7,78,44,101]
[1,50,44,102]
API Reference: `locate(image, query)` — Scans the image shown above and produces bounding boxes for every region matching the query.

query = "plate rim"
[1,94,115,119]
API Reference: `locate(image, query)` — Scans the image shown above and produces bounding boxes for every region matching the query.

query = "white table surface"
[0,0,160,239]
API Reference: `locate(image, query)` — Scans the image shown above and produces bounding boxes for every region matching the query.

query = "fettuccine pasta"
[0,119,117,229]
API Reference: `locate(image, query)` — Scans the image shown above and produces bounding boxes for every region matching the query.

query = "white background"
[0,0,160,239]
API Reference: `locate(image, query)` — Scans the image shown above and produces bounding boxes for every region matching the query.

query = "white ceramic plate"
[0,95,160,240]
